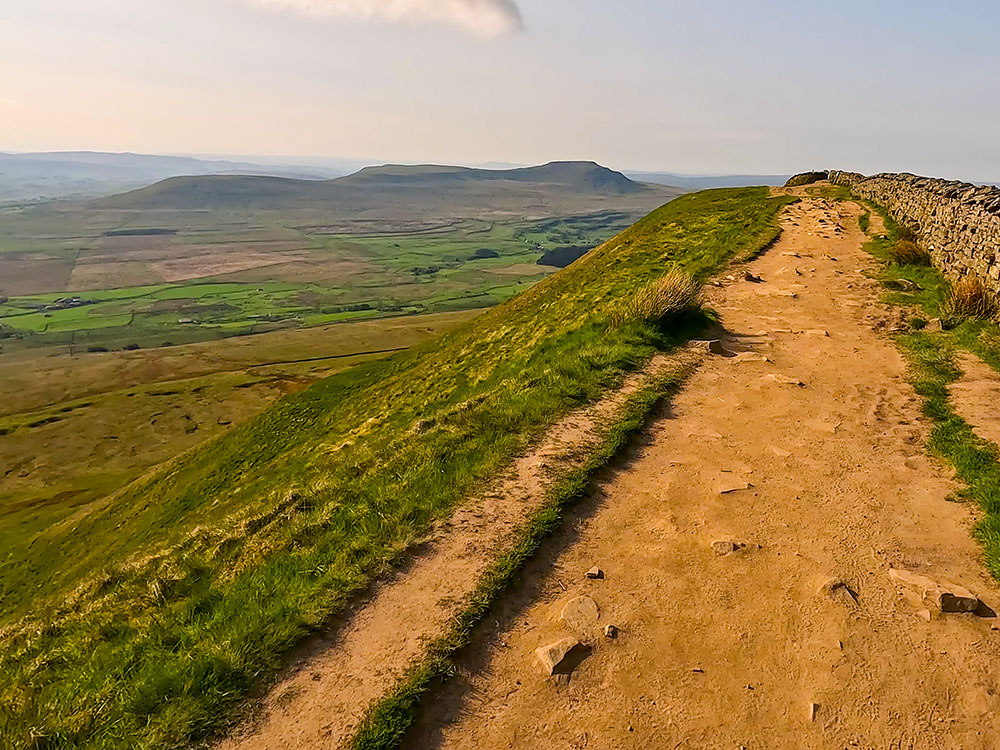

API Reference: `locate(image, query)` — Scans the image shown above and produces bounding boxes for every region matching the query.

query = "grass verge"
[349,363,691,750]
[0,188,794,749]
[895,333,1000,579]
[855,198,1000,581]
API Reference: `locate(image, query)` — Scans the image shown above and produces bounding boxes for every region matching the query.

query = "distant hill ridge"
[349,161,642,192]
[95,161,656,212]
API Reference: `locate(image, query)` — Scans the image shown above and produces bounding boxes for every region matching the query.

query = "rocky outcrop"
[829,171,1000,295]
[785,171,829,187]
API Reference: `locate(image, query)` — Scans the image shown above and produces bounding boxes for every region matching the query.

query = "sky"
[2,0,999,179]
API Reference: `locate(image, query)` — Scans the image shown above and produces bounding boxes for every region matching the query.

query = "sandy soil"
[950,350,1000,448]
[217,352,696,750]
[402,192,1000,749]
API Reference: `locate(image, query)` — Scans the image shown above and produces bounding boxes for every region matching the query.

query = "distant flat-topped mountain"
[625,171,792,190]
[347,161,642,193]
[94,161,674,217]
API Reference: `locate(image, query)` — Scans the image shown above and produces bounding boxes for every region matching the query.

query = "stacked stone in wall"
[828,170,1000,296]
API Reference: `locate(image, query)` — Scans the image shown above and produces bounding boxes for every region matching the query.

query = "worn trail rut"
[219,349,692,749]
[404,192,1000,749]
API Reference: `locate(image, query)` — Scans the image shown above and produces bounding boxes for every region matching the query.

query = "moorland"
[0,162,679,352]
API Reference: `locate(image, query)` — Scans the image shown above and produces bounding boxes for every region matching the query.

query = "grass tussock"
[944,276,999,322]
[889,239,932,266]
[610,270,701,327]
[0,188,795,750]
[858,210,871,234]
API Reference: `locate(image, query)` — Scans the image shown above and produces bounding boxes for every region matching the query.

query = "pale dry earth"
[950,350,1000,449]
[218,350,696,749]
[403,192,1000,749]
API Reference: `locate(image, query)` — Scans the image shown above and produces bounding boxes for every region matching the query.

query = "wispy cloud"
[239,0,524,36]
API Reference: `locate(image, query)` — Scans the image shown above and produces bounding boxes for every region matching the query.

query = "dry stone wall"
[829,170,1000,295]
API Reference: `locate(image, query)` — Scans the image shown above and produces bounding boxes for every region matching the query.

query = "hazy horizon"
[3,1,999,179]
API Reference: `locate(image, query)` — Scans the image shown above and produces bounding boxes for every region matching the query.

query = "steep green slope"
[0,187,793,749]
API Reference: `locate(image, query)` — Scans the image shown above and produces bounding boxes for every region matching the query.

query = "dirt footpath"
[218,351,691,750]
[406,192,1000,749]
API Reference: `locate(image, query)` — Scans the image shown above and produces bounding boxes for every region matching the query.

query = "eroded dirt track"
[406,193,1000,749]
[219,351,691,749]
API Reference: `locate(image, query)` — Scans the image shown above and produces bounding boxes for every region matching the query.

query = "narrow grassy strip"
[854,198,1000,580]
[858,210,870,234]
[895,333,1000,578]
[349,363,691,750]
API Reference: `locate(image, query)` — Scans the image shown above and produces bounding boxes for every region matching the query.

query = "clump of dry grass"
[896,225,918,242]
[944,276,998,322]
[889,239,932,266]
[612,270,702,327]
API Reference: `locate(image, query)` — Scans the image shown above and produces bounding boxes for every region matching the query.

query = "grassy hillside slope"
[0,187,793,749]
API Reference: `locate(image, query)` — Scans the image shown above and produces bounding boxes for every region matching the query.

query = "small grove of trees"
[410,266,441,276]
[318,302,407,315]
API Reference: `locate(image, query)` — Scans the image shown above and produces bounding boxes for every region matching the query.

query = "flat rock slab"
[889,568,980,613]
[711,540,745,556]
[717,479,752,495]
[561,596,601,639]
[763,374,805,387]
[731,352,770,364]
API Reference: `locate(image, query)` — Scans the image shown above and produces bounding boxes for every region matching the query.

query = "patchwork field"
[0,209,649,351]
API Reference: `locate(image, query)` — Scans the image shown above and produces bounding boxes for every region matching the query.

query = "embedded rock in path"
[731,351,770,364]
[535,637,586,676]
[711,540,745,556]
[585,566,604,580]
[884,278,923,292]
[717,478,752,495]
[691,339,729,356]
[819,577,858,605]
[763,374,806,387]
[888,568,980,613]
